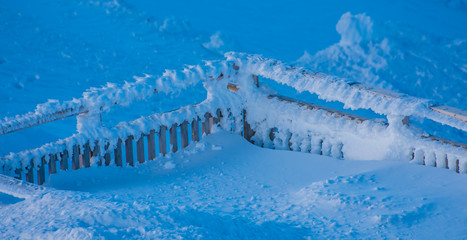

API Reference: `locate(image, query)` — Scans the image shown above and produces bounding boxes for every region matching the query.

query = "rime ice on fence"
[0,53,466,185]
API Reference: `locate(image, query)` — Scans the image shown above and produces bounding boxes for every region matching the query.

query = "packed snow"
[1,131,466,239]
[0,0,466,239]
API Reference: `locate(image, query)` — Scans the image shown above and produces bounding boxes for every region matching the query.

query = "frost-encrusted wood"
[148,130,156,160]
[72,145,80,170]
[170,124,178,153]
[159,126,168,156]
[137,134,145,164]
[126,136,134,167]
[115,139,123,167]
[192,119,200,142]
[180,121,189,148]
[430,105,467,122]
[0,106,88,136]
[269,95,370,124]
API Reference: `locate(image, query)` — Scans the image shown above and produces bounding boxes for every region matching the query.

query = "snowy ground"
[1,0,466,239]
[1,0,466,155]
[1,131,466,239]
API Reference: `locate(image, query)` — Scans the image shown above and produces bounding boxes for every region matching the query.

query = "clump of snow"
[163,161,175,169]
[297,12,390,88]
[203,32,224,51]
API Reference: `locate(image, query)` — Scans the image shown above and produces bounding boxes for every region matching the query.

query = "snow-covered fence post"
[148,130,156,160]
[180,121,189,148]
[125,136,134,167]
[170,124,178,153]
[137,134,145,164]
[192,118,200,142]
[159,126,168,156]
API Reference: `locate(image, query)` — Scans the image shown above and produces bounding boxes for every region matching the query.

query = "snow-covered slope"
[1,0,466,155]
[0,131,465,239]
[1,0,466,238]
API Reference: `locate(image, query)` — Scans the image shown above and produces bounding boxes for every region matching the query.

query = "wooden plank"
[214,109,223,125]
[170,124,178,153]
[252,74,259,87]
[180,121,189,148]
[136,134,145,164]
[349,82,403,98]
[25,159,34,183]
[72,145,80,170]
[0,106,88,136]
[192,119,200,142]
[430,105,467,122]
[60,150,69,171]
[93,141,102,166]
[125,135,134,166]
[148,129,156,160]
[204,113,213,135]
[104,142,111,166]
[201,120,206,136]
[48,154,57,174]
[270,95,370,124]
[159,126,168,156]
[37,156,45,185]
[114,139,123,167]
[83,142,91,168]
[243,109,254,142]
[421,135,467,151]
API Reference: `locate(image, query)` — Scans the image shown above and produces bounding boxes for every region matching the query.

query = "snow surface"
[1,131,466,239]
[1,0,466,155]
[1,0,466,239]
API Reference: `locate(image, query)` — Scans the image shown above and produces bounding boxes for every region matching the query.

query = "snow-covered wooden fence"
[1,54,466,185]
[16,107,227,185]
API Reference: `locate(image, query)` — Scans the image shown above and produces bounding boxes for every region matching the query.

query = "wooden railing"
[1,59,467,185]
[13,107,227,185]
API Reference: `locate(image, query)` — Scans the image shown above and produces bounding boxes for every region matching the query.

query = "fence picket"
[49,154,57,174]
[115,139,123,167]
[159,126,167,156]
[180,121,189,148]
[37,156,45,185]
[137,134,145,164]
[126,136,134,166]
[170,124,178,153]
[148,129,156,160]
[83,143,91,168]
[61,150,69,171]
[192,119,200,142]
[72,145,80,170]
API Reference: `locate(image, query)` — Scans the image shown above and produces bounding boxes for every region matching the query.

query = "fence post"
[137,134,145,164]
[114,139,123,167]
[170,124,178,153]
[159,126,168,156]
[49,154,57,174]
[243,109,254,142]
[125,136,134,166]
[37,156,45,185]
[148,130,156,160]
[72,145,80,170]
[180,121,189,148]
[192,119,200,142]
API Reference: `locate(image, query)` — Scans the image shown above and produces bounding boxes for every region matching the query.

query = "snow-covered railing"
[1,53,466,185]
[1,53,466,136]
[1,103,240,185]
